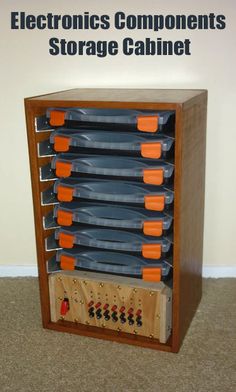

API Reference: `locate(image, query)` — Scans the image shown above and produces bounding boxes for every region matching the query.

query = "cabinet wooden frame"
[25,88,207,352]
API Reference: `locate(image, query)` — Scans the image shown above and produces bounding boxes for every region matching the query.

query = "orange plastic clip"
[54,136,70,152]
[143,221,163,237]
[57,209,73,226]
[142,244,161,259]
[142,267,162,282]
[143,169,164,185]
[60,255,75,270]
[59,232,75,248]
[49,110,65,126]
[57,186,73,202]
[141,143,161,159]
[55,161,72,177]
[137,115,159,133]
[144,195,165,211]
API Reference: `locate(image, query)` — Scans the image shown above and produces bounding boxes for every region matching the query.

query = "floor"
[0,278,235,392]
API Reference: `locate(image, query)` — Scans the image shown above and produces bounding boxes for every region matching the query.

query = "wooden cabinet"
[25,88,207,352]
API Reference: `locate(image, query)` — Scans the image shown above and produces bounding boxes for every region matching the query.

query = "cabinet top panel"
[26,88,207,105]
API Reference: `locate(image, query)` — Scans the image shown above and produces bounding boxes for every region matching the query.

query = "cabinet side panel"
[24,101,51,326]
[178,93,207,347]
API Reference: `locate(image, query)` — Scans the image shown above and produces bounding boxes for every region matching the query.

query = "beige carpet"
[0,278,235,392]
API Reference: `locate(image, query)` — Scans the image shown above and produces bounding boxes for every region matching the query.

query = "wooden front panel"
[49,271,172,344]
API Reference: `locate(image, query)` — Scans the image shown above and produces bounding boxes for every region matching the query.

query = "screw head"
[73,279,77,284]
[99,283,104,288]
[149,291,154,296]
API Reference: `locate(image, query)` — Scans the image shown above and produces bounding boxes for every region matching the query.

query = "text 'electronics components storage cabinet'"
[25,89,207,352]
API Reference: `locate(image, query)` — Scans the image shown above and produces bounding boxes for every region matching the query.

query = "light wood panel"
[49,271,172,344]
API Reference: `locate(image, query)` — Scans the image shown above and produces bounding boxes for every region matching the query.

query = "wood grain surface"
[49,271,172,343]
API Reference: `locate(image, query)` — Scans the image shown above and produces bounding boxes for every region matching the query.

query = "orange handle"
[143,221,163,237]
[141,142,161,159]
[142,267,162,282]
[54,136,70,152]
[142,244,161,259]
[144,195,165,211]
[59,232,75,248]
[57,186,73,202]
[55,161,72,177]
[50,110,65,126]
[57,210,73,226]
[60,255,75,270]
[143,169,164,185]
[137,115,159,133]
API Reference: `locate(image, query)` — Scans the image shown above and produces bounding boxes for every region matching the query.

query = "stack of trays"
[44,107,175,283]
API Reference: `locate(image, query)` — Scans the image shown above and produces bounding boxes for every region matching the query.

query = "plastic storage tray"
[53,178,174,211]
[54,202,173,236]
[50,129,174,159]
[54,226,172,259]
[53,248,172,281]
[51,154,174,185]
[46,107,175,133]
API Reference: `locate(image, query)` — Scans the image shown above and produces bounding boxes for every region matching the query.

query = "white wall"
[0,0,235,271]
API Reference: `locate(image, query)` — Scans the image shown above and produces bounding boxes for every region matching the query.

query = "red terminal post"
[60,299,69,316]
[136,309,142,316]
[111,305,117,312]
[95,302,101,309]
[103,303,109,310]
[119,306,125,313]
[88,300,94,308]
[128,307,134,315]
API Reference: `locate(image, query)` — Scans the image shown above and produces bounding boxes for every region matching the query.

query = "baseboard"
[202,266,236,278]
[0,265,235,278]
[0,265,38,277]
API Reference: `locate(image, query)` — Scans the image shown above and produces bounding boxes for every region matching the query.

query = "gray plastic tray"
[53,202,172,235]
[51,153,174,185]
[54,225,172,258]
[53,248,172,279]
[50,129,174,158]
[53,178,174,211]
[46,107,174,133]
